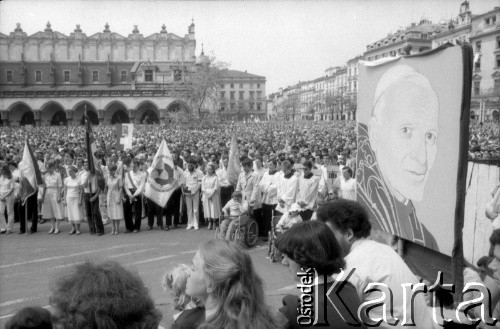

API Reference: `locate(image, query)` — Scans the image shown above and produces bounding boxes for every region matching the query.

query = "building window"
[6,70,13,83]
[257,84,260,89]
[230,103,235,111]
[473,81,480,95]
[121,71,127,82]
[220,84,224,89]
[494,79,500,93]
[475,57,481,71]
[64,70,70,83]
[230,91,235,100]
[220,103,226,112]
[249,91,255,99]
[238,103,244,111]
[421,33,427,39]
[249,102,254,110]
[239,83,243,88]
[220,91,225,100]
[230,83,234,89]
[257,103,262,111]
[497,55,500,68]
[35,70,42,83]
[92,71,98,83]
[497,36,500,48]
[257,91,262,99]
[145,70,153,82]
[485,16,496,25]
[476,41,481,53]
[239,91,244,99]
[249,83,253,89]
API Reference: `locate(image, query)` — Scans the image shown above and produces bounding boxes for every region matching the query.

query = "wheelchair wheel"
[234,227,246,248]
[245,219,259,248]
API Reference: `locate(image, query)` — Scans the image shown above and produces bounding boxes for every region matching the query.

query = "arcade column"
[0,111,10,126]
[65,110,74,125]
[128,109,135,124]
[97,109,105,125]
[34,111,42,126]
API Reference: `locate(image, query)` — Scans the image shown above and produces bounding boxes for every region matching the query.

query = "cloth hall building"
[0,22,267,126]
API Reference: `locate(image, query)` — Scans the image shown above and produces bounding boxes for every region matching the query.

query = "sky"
[0,0,498,93]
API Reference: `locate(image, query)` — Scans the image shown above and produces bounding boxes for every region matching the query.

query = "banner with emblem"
[144,138,180,207]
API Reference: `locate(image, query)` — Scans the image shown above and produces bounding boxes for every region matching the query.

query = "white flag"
[144,139,180,207]
[116,123,134,151]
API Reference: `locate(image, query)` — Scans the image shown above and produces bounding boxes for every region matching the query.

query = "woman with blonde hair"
[186,239,282,329]
[164,264,205,328]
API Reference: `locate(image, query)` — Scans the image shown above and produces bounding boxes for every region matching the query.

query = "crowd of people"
[469,121,500,160]
[4,200,500,329]
[1,120,499,328]
[0,121,359,235]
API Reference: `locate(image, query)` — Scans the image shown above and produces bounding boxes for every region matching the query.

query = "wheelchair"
[267,213,283,262]
[214,212,259,248]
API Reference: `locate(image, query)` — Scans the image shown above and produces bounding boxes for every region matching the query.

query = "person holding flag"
[144,138,181,230]
[17,138,43,234]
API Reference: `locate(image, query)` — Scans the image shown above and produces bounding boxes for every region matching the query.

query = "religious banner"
[115,123,134,151]
[144,139,180,207]
[356,45,472,284]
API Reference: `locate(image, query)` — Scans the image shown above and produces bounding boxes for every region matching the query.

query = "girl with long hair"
[186,239,282,329]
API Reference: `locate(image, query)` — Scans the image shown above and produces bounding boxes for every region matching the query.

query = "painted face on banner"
[370,82,439,202]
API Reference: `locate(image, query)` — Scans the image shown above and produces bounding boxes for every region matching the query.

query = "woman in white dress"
[64,165,83,235]
[41,160,64,234]
[201,164,220,230]
[0,164,15,234]
[107,164,124,235]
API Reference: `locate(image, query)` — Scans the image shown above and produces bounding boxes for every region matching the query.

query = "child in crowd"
[5,306,53,329]
[164,264,205,329]
[219,191,248,240]
[276,203,302,234]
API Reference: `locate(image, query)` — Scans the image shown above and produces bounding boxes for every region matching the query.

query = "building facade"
[469,7,500,122]
[217,70,267,121]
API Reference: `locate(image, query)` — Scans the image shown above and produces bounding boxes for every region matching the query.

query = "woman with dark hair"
[185,239,282,329]
[275,221,366,329]
[0,163,15,234]
[5,306,53,329]
[50,261,162,329]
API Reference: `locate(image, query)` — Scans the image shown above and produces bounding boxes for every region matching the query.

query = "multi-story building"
[345,55,362,120]
[432,1,472,48]
[217,70,267,121]
[0,22,266,126]
[364,19,444,61]
[469,7,500,122]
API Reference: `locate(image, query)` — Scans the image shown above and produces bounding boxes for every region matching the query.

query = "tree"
[281,92,301,122]
[172,55,229,117]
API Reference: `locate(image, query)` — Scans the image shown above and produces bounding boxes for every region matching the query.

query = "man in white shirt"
[251,158,279,239]
[183,158,203,230]
[340,166,356,201]
[276,160,299,215]
[216,156,233,210]
[296,160,319,221]
[317,200,433,328]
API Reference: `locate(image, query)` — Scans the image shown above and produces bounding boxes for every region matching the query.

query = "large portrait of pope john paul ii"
[356,45,470,256]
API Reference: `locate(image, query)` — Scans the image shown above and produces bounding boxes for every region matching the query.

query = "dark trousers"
[14,199,20,223]
[124,192,142,231]
[299,209,314,221]
[166,187,182,227]
[88,194,104,234]
[19,193,38,233]
[252,207,265,237]
[261,203,277,237]
[220,186,234,209]
[147,198,164,228]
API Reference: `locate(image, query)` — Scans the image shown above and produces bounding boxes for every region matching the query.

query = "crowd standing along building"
[0,21,267,126]
[268,1,499,123]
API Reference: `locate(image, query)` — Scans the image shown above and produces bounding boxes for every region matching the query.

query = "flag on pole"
[18,137,43,203]
[115,123,134,151]
[144,139,180,207]
[84,106,100,175]
[226,134,240,187]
